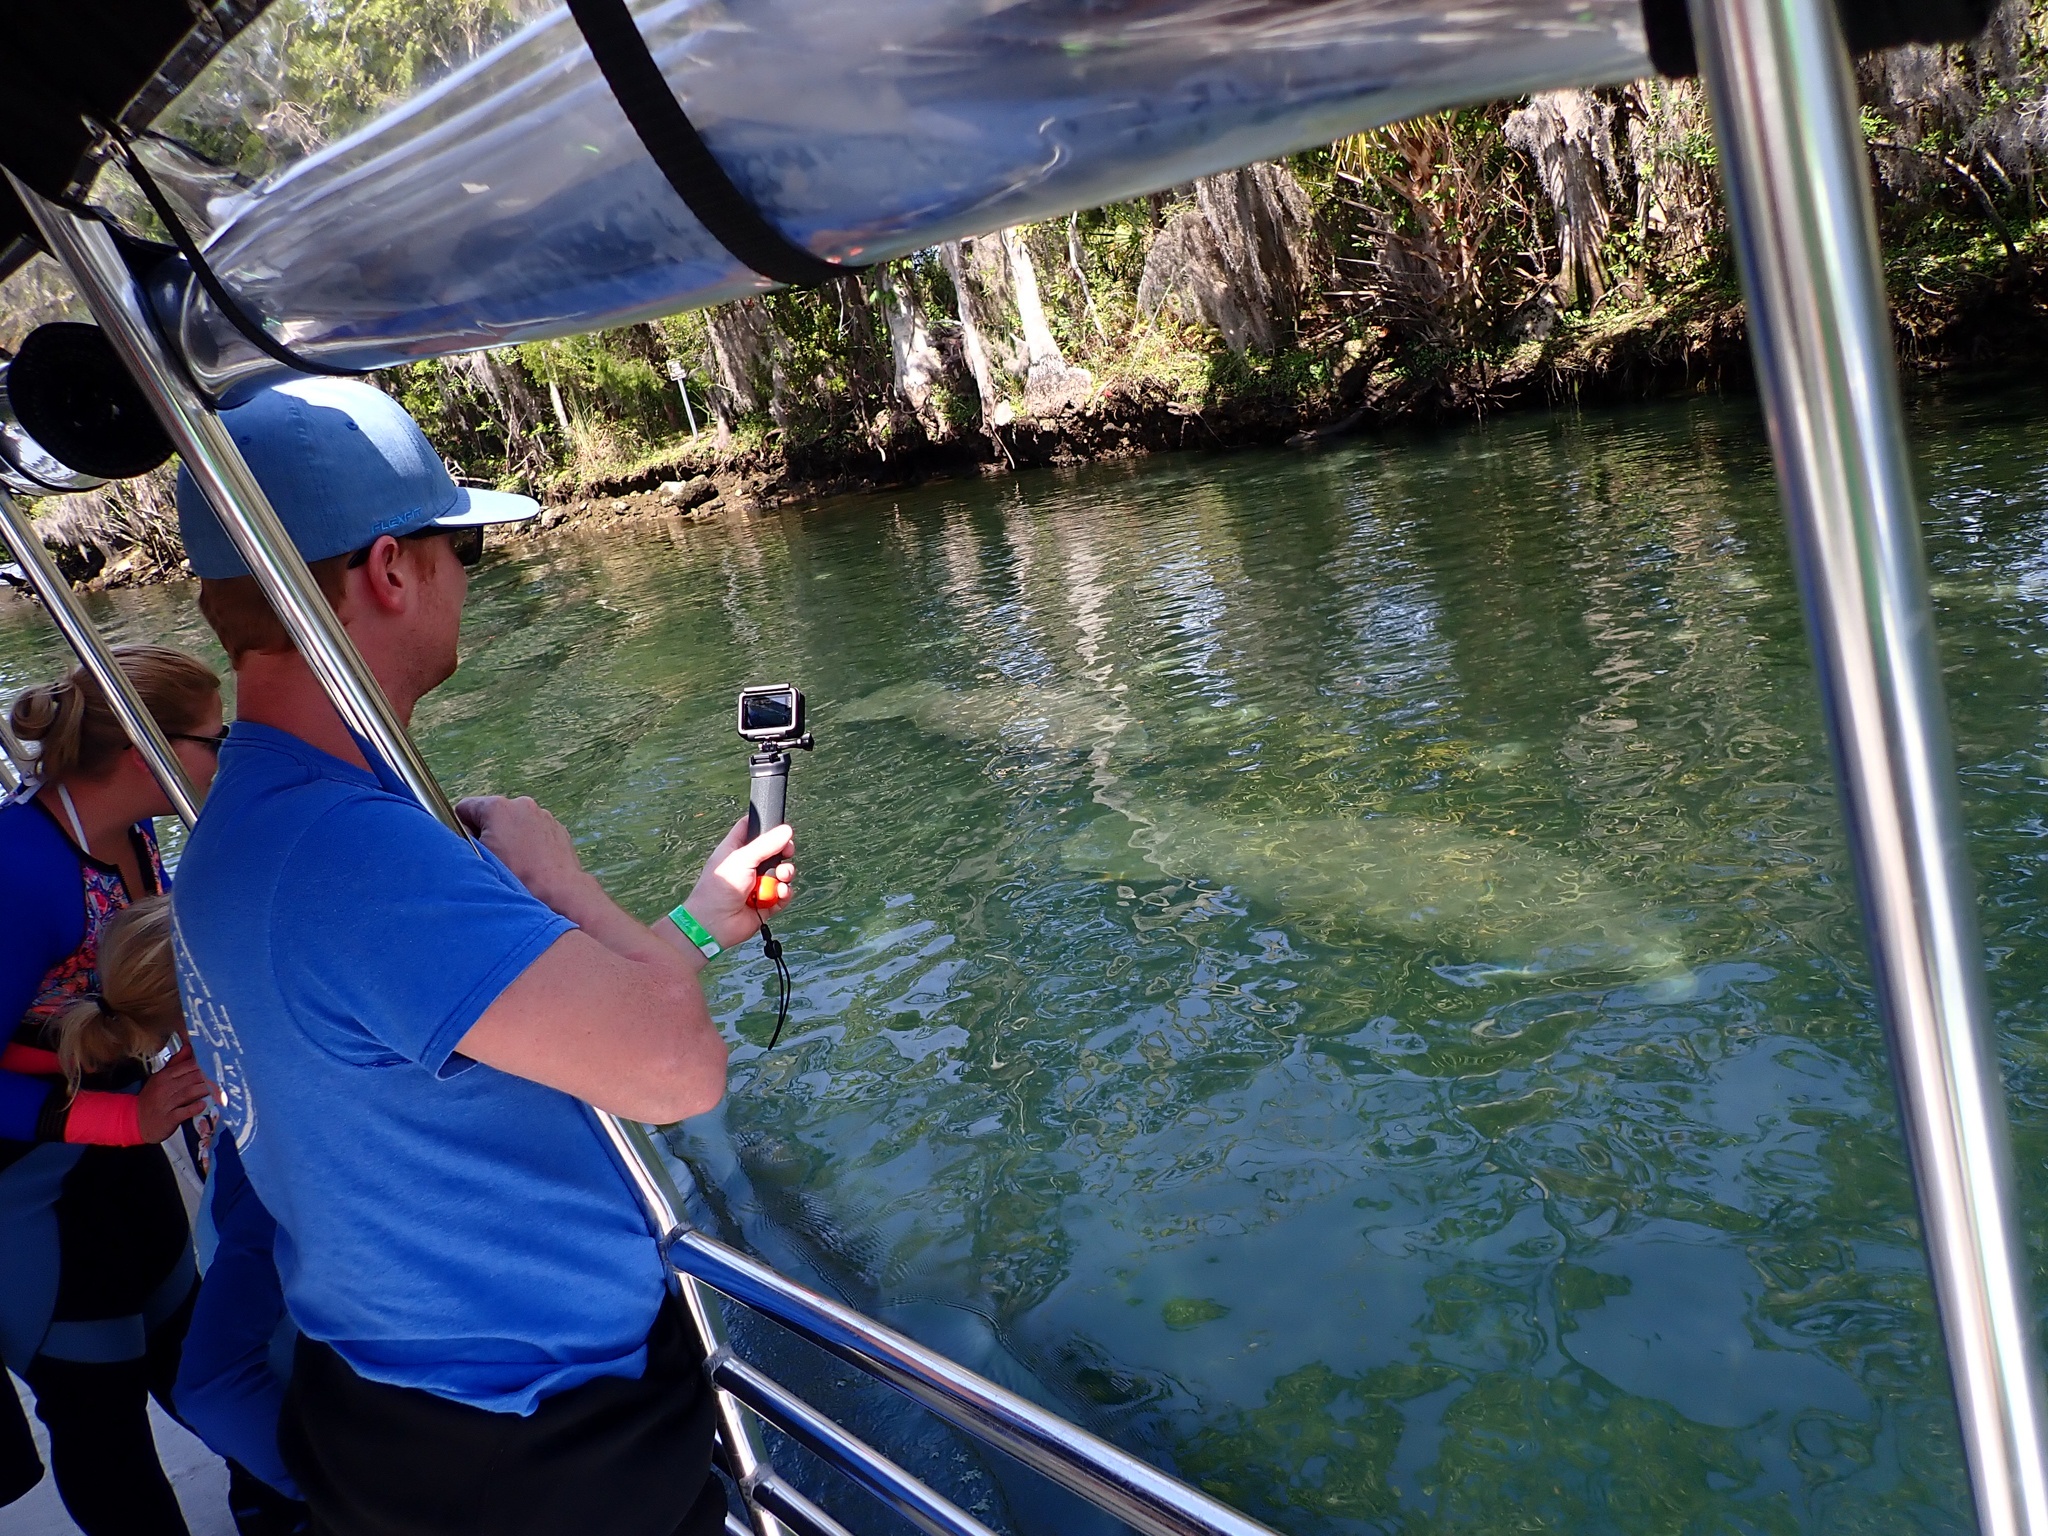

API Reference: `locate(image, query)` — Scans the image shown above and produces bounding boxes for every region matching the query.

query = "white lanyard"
[54,782,91,851]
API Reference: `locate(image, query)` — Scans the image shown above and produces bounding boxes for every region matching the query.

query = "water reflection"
[17,389,2048,1533]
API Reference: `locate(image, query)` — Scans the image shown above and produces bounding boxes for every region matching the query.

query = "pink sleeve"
[62,1090,144,1146]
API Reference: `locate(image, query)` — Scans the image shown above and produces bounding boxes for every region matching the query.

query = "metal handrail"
[0,486,200,822]
[678,1230,797,1536]
[747,1478,857,1536]
[673,1232,1280,1536]
[1691,2,2048,1533]
[712,1353,1003,1536]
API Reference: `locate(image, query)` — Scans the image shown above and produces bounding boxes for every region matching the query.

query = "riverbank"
[15,226,2048,594]
[386,238,2045,543]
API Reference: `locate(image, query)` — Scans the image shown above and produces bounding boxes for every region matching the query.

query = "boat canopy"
[0,0,2001,401]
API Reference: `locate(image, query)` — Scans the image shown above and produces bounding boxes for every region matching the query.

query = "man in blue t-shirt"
[170,379,795,1536]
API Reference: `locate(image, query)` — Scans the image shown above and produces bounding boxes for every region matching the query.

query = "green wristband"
[666,904,723,960]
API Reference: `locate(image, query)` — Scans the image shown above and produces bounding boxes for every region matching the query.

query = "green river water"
[12,388,2048,1533]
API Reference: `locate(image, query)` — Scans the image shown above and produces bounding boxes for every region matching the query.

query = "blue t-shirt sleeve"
[176,1137,299,1499]
[271,796,575,1075]
[0,800,82,1139]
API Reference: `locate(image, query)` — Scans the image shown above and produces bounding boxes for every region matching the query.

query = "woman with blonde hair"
[0,644,224,1534]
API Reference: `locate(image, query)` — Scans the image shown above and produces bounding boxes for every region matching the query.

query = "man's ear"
[349,535,415,618]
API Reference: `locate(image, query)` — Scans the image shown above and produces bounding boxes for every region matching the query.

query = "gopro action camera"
[738,684,814,902]
[737,683,805,744]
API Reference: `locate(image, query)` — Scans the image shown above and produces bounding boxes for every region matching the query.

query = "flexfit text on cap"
[176,378,538,579]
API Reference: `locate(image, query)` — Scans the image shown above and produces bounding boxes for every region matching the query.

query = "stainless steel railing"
[673,1233,1277,1536]
[1691,2,2048,1533]
[0,711,23,791]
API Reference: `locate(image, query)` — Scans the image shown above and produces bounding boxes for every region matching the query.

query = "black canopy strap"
[104,128,370,381]
[563,0,853,289]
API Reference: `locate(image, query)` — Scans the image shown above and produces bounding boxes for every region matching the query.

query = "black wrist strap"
[563,0,853,289]
[760,921,791,1048]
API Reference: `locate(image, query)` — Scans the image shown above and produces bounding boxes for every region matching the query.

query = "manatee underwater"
[1067,793,1692,984]
[836,679,1150,755]
[841,681,1692,985]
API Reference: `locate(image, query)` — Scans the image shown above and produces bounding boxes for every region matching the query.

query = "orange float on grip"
[755,872,780,906]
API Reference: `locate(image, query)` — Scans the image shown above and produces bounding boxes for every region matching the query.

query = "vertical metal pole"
[1692,3,2048,1532]
[668,359,700,438]
[0,486,200,823]
[679,1269,796,1536]
[18,187,788,1536]
[13,183,462,835]
[0,706,28,773]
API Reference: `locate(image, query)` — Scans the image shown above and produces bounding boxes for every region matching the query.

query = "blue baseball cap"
[176,377,539,579]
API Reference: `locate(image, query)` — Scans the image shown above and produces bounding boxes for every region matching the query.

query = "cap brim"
[432,486,542,529]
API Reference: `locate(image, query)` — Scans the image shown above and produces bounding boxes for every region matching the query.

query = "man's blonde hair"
[197,556,351,664]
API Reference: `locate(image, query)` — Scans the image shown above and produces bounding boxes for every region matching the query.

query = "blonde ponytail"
[9,645,218,788]
[52,896,183,1091]
[8,678,84,784]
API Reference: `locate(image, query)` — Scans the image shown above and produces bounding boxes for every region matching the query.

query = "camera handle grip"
[747,750,791,904]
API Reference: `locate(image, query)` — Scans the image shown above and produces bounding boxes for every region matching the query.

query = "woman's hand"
[136,1045,215,1143]
[682,818,796,950]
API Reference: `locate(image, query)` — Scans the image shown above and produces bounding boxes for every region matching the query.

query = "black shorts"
[279,1296,723,1536]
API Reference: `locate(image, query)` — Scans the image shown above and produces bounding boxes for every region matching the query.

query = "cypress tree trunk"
[878,262,948,434]
[940,239,1005,425]
[1622,79,1718,269]
[1137,162,1317,353]
[1505,90,1619,308]
[705,298,777,445]
[1002,227,1092,411]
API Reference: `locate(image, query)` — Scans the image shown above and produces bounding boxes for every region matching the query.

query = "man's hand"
[682,818,797,950]
[137,1045,215,1143]
[457,795,593,914]
[454,793,734,1123]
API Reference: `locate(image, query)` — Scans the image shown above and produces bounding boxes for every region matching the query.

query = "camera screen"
[741,690,796,734]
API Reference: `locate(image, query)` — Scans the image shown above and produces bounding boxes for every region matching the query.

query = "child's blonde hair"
[53,896,182,1091]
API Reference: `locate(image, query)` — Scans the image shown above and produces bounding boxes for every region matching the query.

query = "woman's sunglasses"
[346,523,485,570]
[169,726,231,754]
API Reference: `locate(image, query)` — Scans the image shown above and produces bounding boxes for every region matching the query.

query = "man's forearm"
[539,871,706,978]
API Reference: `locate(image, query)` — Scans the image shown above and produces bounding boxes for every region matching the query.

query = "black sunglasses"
[169,726,230,754]
[346,523,485,570]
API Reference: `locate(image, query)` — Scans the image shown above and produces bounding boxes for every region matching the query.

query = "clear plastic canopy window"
[150,0,1651,401]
